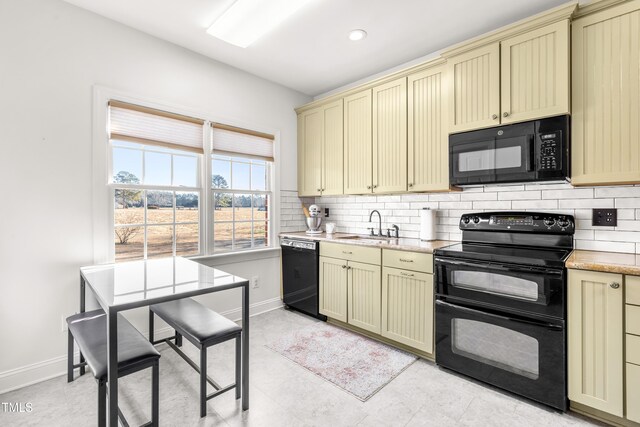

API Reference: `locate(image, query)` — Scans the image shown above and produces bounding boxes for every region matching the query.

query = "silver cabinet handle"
[400,272,414,277]
[347,266,352,270]
[373,185,378,188]
[503,112,510,117]
[366,185,371,189]
[492,114,498,120]
[408,183,413,187]
[399,258,414,263]
[342,265,347,269]
[610,282,620,289]
[317,188,321,192]
[342,251,352,255]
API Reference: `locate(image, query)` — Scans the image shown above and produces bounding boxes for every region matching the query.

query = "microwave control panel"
[538,131,562,171]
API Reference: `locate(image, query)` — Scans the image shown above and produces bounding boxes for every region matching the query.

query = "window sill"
[189,247,281,266]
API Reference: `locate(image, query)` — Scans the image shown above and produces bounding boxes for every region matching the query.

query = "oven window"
[452,319,539,379]
[458,145,522,172]
[452,270,539,301]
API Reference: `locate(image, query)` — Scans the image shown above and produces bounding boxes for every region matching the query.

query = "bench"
[67,310,160,427]
[149,298,241,417]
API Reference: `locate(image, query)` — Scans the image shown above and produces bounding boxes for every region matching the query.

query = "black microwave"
[449,115,569,186]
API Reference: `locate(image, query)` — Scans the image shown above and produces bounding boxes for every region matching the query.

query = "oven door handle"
[435,258,562,275]
[436,300,563,330]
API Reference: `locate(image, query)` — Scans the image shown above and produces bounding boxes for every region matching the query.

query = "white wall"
[0,0,310,393]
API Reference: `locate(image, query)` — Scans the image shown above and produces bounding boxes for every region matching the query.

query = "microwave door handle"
[526,135,535,172]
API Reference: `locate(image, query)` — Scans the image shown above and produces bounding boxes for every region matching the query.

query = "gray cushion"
[67,310,160,380]
[150,298,241,345]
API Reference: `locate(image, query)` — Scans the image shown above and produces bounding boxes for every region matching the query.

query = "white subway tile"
[511,200,558,209]
[616,221,640,231]
[524,183,573,191]
[439,201,473,210]
[575,240,636,253]
[618,209,636,220]
[401,194,431,202]
[385,202,411,209]
[461,192,497,201]
[410,202,439,210]
[473,201,512,210]
[616,198,640,208]
[573,230,594,240]
[498,191,541,200]
[595,186,640,198]
[594,230,640,242]
[429,193,461,202]
[542,188,594,199]
[392,209,420,217]
[558,199,613,209]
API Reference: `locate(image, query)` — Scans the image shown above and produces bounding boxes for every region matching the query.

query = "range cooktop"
[435,242,572,268]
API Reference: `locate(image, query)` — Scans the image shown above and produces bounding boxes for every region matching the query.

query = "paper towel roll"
[420,208,437,241]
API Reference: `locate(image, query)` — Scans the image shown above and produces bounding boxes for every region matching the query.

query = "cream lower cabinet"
[572,0,640,185]
[319,256,348,322]
[347,261,382,334]
[381,267,433,353]
[568,269,624,417]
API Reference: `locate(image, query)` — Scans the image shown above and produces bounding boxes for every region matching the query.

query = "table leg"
[79,275,86,376]
[106,310,118,427]
[242,283,249,411]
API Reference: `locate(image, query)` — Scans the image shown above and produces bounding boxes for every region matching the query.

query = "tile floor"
[0,308,601,426]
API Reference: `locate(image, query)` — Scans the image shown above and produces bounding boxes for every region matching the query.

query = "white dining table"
[79,256,250,426]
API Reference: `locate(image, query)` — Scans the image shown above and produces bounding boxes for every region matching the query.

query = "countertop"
[565,250,640,276]
[279,231,455,254]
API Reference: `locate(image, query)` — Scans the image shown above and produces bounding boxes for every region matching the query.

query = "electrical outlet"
[592,208,617,226]
[251,276,259,289]
[325,208,330,217]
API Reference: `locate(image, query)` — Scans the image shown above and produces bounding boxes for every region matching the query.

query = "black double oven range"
[434,212,575,411]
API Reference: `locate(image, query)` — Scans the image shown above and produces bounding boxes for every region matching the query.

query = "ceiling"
[63,0,577,96]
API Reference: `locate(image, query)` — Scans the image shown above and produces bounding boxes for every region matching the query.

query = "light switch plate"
[592,209,617,227]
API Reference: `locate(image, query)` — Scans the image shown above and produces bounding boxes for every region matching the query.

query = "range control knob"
[462,216,470,224]
[544,218,555,226]
[557,218,570,228]
[472,216,480,224]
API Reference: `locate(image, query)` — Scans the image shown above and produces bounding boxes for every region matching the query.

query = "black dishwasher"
[281,238,326,320]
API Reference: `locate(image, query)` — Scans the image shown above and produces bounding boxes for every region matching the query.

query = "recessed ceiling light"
[207,0,314,48]
[349,29,367,41]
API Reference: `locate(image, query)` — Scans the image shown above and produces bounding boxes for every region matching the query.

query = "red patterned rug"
[266,322,417,400]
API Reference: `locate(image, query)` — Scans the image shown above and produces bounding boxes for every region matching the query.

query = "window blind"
[212,123,274,162]
[108,100,205,154]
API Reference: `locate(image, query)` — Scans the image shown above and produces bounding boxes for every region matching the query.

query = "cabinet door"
[572,1,640,185]
[319,256,348,322]
[297,108,323,196]
[501,20,569,124]
[373,77,407,193]
[347,261,381,334]
[568,269,624,416]
[321,100,344,195]
[408,65,449,192]
[344,89,373,194]
[381,267,433,353]
[448,42,500,133]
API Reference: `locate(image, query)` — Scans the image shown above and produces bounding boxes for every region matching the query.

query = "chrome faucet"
[368,210,383,236]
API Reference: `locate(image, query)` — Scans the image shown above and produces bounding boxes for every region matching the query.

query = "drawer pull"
[342,251,353,255]
[399,258,414,263]
[610,282,620,289]
[342,265,347,269]
[401,272,414,277]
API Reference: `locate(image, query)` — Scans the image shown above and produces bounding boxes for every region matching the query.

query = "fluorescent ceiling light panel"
[207,0,314,48]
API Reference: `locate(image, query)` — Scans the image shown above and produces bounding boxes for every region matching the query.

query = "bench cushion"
[67,310,160,380]
[150,298,241,345]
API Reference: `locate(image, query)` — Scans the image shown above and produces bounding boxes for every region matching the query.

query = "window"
[107,100,274,261]
[211,124,273,253]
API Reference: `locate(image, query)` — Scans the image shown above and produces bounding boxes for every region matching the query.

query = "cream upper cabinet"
[448,42,501,133]
[372,77,407,193]
[407,64,449,192]
[321,100,344,195]
[572,0,640,185]
[381,267,433,353]
[297,100,344,197]
[344,89,373,194]
[347,260,382,334]
[297,108,323,196]
[319,256,348,322]
[501,20,570,124]
[568,269,624,417]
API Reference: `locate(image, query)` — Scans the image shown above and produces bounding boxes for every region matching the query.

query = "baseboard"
[0,297,283,395]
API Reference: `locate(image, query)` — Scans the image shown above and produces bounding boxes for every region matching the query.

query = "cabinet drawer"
[628,363,640,423]
[320,243,380,265]
[382,249,433,274]
[627,305,640,336]
[627,275,640,306]
[627,334,640,365]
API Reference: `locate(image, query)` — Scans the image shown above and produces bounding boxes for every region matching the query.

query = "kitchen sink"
[333,235,397,241]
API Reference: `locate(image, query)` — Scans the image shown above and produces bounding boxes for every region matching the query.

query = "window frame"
[92,86,281,264]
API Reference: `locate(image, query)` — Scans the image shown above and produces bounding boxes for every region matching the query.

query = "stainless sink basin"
[333,234,397,241]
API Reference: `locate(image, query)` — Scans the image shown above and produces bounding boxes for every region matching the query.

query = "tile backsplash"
[281,184,640,254]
